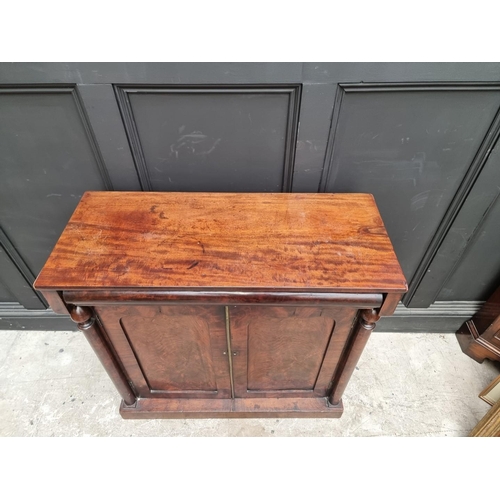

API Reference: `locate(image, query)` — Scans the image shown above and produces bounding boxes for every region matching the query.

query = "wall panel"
[115,86,301,192]
[321,84,500,291]
[0,87,111,292]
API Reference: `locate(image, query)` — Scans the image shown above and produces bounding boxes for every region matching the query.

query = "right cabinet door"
[229,306,357,399]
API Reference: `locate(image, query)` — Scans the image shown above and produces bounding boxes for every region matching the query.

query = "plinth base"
[120,397,344,419]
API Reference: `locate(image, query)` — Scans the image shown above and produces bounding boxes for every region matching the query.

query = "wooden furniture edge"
[67,305,137,406]
[328,308,380,405]
[479,373,500,406]
[470,397,500,437]
[456,319,500,363]
[455,284,500,363]
[379,293,405,317]
[58,290,386,308]
[119,396,344,419]
[40,290,69,315]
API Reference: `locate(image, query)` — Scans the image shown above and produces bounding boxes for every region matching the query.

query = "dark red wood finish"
[34,192,407,294]
[67,305,136,406]
[329,309,381,405]
[95,305,232,399]
[456,285,500,363]
[119,397,344,419]
[229,306,358,399]
[62,290,384,307]
[35,192,407,419]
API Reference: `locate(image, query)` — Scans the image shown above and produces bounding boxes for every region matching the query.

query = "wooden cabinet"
[456,285,500,363]
[34,192,406,418]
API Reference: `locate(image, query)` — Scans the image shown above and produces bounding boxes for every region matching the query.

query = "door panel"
[96,305,231,399]
[247,314,333,391]
[229,306,357,398]
[121,314,217,392]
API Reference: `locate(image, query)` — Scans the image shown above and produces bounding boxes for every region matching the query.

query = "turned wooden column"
[328,308,380,406]
[68,305,137,406]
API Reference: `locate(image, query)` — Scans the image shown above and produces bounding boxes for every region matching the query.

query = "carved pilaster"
[328,308,381,406]
[68,304,136,406]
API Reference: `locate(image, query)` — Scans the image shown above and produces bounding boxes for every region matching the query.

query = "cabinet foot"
[119,397,344,419]
[456,320,500,363]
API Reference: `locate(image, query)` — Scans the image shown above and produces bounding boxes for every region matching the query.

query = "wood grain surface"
[95,305,232,399]
[470,397,500,436]
[121,314,216,392]
[229,305,358,399]
[34,191,407,294]
[119,396,344,419]
[62,289,384,308]
[246,314,333,391]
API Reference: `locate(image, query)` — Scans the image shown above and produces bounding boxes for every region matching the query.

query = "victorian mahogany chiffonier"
[34,192,407,419]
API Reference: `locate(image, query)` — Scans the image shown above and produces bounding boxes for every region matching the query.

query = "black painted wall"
[1,63,500,330]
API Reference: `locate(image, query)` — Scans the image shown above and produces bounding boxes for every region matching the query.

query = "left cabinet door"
[95,305,232,399]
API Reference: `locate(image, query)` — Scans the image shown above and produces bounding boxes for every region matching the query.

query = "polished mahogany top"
[34,192,407,293]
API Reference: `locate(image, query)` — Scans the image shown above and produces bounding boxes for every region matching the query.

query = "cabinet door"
[95,305,231,399]
[229,306,357,399]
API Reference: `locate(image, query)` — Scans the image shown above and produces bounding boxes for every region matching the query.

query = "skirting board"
[0,301,483,333]
[0,303,76,331]
[377,301,483,333]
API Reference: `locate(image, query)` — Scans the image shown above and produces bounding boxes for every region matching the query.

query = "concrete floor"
[0,330,498,437]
